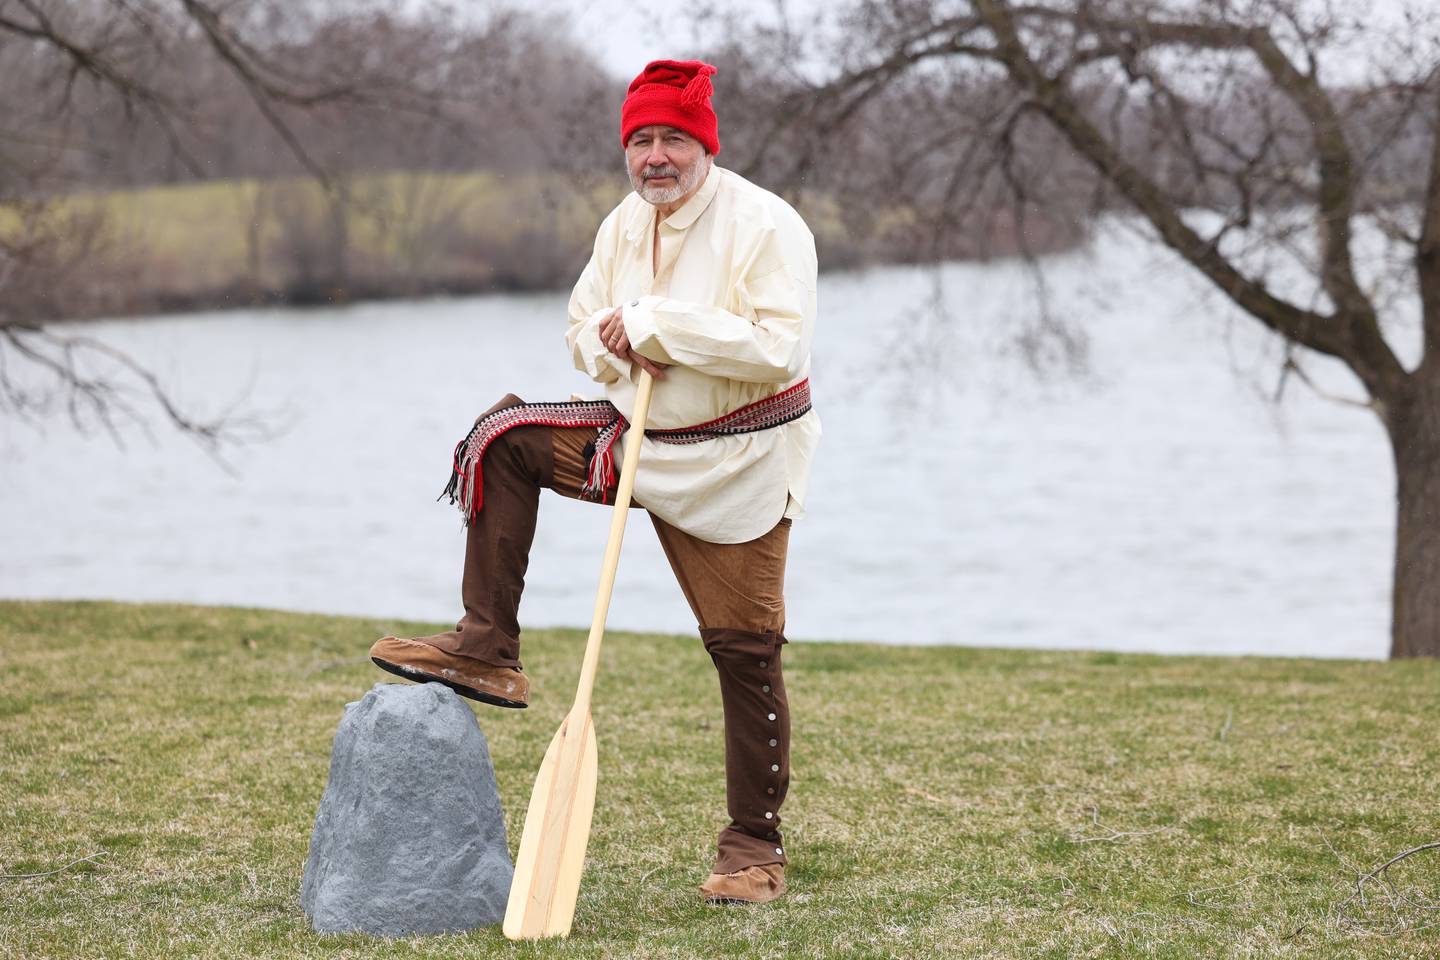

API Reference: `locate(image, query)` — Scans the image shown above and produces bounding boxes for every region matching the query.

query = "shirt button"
[775,847,783,856]
[762,684,771,693]
[765,812,773,819]
[629,300,639,307]
[767,787,775,795]
[759,660,767,668]
[771,763,780,772]
[769,738,778,747]
[768,712,776,721]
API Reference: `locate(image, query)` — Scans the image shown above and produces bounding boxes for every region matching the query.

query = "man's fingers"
[600,306,667,378]
[633,355,666,379]
[600,309,630,356]
[600,305,623,338]
[616,344,666,380]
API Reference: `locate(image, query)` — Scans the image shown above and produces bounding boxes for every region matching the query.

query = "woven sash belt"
[439,378,812,525]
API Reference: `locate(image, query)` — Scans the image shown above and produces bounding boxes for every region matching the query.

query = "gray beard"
[630,157,708,205]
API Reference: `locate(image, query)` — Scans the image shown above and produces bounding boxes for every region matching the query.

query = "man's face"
[625,125,710,205]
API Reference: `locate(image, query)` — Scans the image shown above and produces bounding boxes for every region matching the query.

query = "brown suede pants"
[422,394,793,874]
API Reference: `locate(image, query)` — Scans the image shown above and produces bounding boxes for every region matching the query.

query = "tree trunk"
[1387,366,1440,657]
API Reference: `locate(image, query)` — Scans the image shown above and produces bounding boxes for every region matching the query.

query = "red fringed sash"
[440,378,812,525]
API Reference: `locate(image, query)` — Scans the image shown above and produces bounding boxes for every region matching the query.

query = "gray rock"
[300,681,513,935]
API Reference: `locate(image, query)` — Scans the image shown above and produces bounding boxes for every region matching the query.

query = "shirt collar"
[623,161,722,243]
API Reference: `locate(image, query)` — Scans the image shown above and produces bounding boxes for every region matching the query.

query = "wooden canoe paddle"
[503,367,656,940]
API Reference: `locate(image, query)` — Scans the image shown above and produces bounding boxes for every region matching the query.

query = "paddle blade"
[503,707,599,940]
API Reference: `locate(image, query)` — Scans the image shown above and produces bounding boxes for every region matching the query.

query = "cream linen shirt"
[564,163,821,544]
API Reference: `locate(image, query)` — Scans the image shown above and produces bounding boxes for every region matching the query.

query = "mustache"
[643,165,680,180]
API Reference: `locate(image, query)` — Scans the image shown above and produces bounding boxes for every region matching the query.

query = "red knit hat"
[620,59,720,156]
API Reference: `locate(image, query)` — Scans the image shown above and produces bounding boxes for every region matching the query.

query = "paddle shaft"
[503,368,654,941]
[571,368,654,719]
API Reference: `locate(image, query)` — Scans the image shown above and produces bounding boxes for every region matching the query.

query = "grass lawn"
[1,600,1437,958]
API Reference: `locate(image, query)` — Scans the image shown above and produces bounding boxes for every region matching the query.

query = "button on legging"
[701,627,791,874]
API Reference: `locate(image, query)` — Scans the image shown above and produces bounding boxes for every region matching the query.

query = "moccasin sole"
[370,655,528,709]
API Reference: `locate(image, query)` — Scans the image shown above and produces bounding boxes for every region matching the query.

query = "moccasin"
[698,862,785,905]
[369,636,528,708]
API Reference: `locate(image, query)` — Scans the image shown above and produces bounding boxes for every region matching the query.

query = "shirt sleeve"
[565,213,634,385]
[622,223,816,384]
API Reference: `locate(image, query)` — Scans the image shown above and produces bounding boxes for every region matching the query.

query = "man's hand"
[599,305,671,380]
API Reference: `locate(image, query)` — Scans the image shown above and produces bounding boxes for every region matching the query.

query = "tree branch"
[1244,27,1405,387]
[971,0,1408,402]
[177,0,331,188]
[0,324,284,470]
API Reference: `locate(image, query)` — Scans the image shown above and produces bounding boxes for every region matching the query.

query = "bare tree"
[735,0,1440,657]
[0,0,269,454]
[0,0,604,454]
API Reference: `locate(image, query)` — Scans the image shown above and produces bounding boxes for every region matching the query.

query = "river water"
[0,221,1402,659]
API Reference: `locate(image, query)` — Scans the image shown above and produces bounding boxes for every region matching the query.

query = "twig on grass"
[1351,841,1440,912]
[1,851,107,879]
[1333,839,1440,936]
[1068,808,1169,843]
[1216,707,1233,742]
[904,785,967,807]
[1321,832,1364,875]
[1185,874,1259,909]
[1072,828,1167,844]
[1353,841,1440,906]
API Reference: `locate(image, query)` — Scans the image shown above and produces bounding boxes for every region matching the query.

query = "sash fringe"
[439,379,812,526]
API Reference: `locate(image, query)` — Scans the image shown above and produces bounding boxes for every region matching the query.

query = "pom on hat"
[621,59,721,155]
[680,64,716,107]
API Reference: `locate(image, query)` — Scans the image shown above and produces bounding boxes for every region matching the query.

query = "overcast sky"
[526,0,810,79]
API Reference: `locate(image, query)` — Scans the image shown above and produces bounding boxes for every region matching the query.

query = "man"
[370,58,820,907]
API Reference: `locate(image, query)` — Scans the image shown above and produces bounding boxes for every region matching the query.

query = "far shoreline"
[0,597,1388,663]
